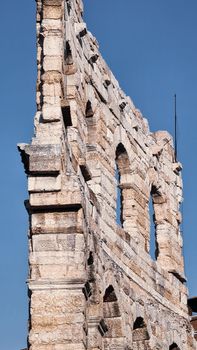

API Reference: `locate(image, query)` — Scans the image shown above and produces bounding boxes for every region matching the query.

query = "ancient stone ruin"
[18,0,196,349]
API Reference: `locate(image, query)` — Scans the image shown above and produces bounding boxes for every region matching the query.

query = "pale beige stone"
[18,0,196,349]
[44,36,62,56]
[42,105,62,121]
[28,175,61,192]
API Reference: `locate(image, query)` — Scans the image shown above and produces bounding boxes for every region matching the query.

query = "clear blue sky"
[0,0,196,349]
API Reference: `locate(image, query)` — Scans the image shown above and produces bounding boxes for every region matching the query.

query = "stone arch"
[132,316,150,349]
[146,169,184,280]
[112,126,139,236]
[148,183,163,260]
[166,331,183,350]
[112,125,135,166]
[115,143,131,228]
[103,285,118,303]
[102,285,125,349]
[146,169,170,263]
[85,100,94,118]
[133,316,149,336]
[101,272,126,349]
[130,297,153,349]
[85,84,99,149]
[112,125,159,248]
[116,143,130,176]
[85,100,97,147]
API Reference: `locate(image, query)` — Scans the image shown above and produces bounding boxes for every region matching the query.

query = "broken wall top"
[19,0,188,321]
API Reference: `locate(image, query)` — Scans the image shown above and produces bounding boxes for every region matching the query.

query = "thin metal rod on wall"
[174,94,177,161]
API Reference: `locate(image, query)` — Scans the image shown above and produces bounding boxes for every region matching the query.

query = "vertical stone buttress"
[18,0,196,349]
[19,1,90,349]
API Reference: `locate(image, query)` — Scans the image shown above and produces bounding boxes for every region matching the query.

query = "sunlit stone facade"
[18,1,196,349]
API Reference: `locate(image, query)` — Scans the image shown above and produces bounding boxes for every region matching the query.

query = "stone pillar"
[18,1,88,349]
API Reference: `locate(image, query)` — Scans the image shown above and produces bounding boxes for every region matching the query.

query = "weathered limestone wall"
[18,0,196,349]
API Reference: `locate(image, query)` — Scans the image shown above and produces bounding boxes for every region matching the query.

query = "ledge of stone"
[18,143,61,175]
[168,269,187,283]
[43,0,62,6]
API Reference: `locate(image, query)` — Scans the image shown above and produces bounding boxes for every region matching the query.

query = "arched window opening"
[62,105,72,128]
[169,343,180,350]
[87,251,95,283]
[133,317,146,330]
[85,99,97,148]
[115,143,130,228]
[103,285,120,318]
[133,317,150,342]
[149,185,159,260]
[85,100,94,118]
[103,285,117,303]
[64,41,73,66]
[87,251,94,266]
[115,164,123,227]
[66,0,71,15]
[102,285,124,348]
[149,192,157,260]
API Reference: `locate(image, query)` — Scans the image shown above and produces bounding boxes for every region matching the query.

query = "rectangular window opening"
[62,106,72,128]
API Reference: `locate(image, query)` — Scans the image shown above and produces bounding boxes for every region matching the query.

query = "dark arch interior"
[116,143,127,158]
[133,317,146,330]
[85,100,94,118]
[169,343,180,350]
[103,285,118,303]
[87,251,94,265]
[115,143,130,227]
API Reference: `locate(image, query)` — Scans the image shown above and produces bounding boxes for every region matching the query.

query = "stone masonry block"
[43,0,62,6]
[29,189,82,207]
[32,233,85,253]
[28,175,61,193]
[31,290,85,316]
[42,105,62,122]
[44,36,63,57]
[43,56,62,72]
[31,211,79,234]
[43,5,62,19]
[30,344,86,350]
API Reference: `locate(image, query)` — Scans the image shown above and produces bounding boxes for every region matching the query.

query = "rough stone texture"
[191,317,197,340]
[18,0,196,349]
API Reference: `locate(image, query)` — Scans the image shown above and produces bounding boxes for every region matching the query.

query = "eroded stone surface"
[18,0,196,349]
